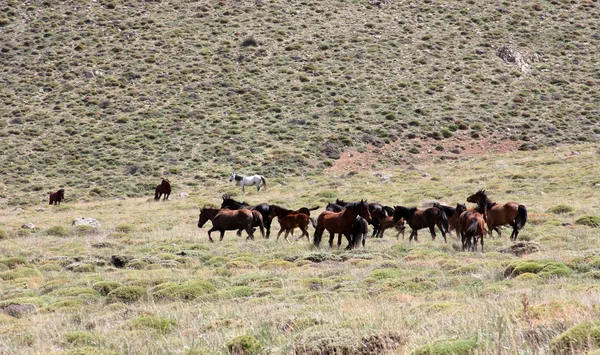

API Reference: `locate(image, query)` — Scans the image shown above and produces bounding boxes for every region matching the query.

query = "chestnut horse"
[392,206,449,243]
[49,189,65,206]
[335,199,390,239]
[370,208,406,240]
[314,200,371,250]
[467,189,527,241]
[154,179,171,201]
[197,207,263,242]
[456,204,486,252]
[221,195,273,239]
[432,202,467,236]
[269,205,312,242]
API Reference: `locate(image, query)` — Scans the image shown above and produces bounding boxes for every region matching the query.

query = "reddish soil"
[326,131,522,175]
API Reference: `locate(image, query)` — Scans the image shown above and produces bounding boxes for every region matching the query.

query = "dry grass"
[1,144,600,354]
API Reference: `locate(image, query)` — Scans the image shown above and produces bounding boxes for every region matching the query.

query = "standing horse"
[221,195,274,238]
[350,216,369,249]
[229,173,267,194]
[154,179,171,201]
[432,202,467,236]
[198,207,262,242]
[456,204,485,252]
[335,199,391,239]
[392,206,449,243]
[466,189,528,241]
[314,200,371,250]
[269,205,312,242]
[49,189,65,206]
[268,205,319,236]
[370,208,406,240]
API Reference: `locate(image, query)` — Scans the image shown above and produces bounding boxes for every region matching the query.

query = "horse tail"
[309,217,317,228]
[516,205,528,230]
[439,209,449,233]
[465,218,479,239]
[154,188,159,201]
[261,176,267,191]
[309,205,320,211]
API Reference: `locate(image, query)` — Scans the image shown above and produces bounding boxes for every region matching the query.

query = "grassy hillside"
[1,0,599,203]
[1,145,600,354]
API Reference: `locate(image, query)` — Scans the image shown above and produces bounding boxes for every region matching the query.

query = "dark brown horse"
[432,202,467,236]
[154,179,171,201]
[197,207,263,242]
[456,205,486,252]
[269,205,312,242]
[49,189,65,206]
[221,196,273,239]
[392,206,449,243]
[350,216,369,249]
[466,189,527,241]
[370,208,406,240]
[335,199,389,238]
[314,200,371,250]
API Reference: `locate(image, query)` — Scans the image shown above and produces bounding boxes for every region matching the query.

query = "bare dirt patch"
[326,131,522,175]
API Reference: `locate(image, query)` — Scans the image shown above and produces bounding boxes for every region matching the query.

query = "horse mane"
[433,202,456,216]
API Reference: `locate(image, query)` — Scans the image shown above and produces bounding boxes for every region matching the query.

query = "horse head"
[455,203,467,216]
[359,199,371,223]
[392,206,410,223]
[229,173,236,182]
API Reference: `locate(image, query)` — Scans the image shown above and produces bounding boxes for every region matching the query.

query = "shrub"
[46,226,68,237]
[63,331,98,346]
[153,280,216,300]
[226,335,262,355]
[504,261,572,278]
[224,286,254,299]
[0,229,9,240]
[412,337,482,355]
[370,268,401,280]
[128,315,177,334]
[106,286,146,303]
[575,215,600,228]
[550,321,600,354]
[115,223,136,233]
[92,281,123,296]
[546,205,574,214]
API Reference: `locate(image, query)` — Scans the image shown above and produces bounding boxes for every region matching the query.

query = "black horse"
[49,189,65,206]
[392,205,449,243]
[154,179,171,201]
[221,195,274,239]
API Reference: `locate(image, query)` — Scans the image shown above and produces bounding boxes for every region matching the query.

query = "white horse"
[229,173,267,194]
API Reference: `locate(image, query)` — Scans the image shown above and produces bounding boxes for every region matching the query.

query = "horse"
[49,189,65,206]
[466,189,528,241]
[325,202,345,212]
[335,199,390,238]
[432,202,467,236]
[154,179,171,201]
[456,205,486,252]
[314,200,371,250]
[197,207,262,242]
[268,205,319,235]
[269,205,312,242]
[392,206,449,243]
[350,216,369,249]
[221,195,274,238]
[229,173,267,194]
[370,208,406,240]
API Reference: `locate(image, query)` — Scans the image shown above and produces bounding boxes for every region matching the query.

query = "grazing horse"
[370,208,406,240]
[229,173,267,194]
[49,189,65,206]
[350,216,369,249]
[154,179,171,201]
[314,200,371,250]
[456,204,486,252]
[197,207,262,242]
[221,195,274,238]
[392,206,449,243]
[433,202,467,236]
[466,189,528,241]
[269,205,312,242]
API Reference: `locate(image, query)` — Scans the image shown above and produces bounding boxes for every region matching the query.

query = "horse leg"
[429,225,436,241]
[283,229,291,243]
[242,185,245,195]
[328,233,335,248]
[276,228,284,241]
[438,222,447,243]
[480,234,484,252]
[207,228,216,243]
[219,230,225,242]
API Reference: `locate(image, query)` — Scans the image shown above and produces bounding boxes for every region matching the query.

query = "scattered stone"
[2,304,36,318]
[92,242,117,249]
[12,207,24,213]
[21,223,36,229]
[179,192,189,198]
[72,217,101,228]
[497,241,541,257]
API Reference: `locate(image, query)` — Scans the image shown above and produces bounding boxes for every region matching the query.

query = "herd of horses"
[47,174,528,252]
[195,188,528,252]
